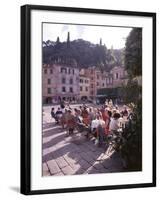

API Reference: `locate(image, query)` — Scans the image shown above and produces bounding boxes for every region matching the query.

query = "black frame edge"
[23,4,156,16]
[27,183,154,195]
[152,13,156,187]
[20,5,31,195]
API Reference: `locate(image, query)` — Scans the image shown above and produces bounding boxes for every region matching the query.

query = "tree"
[121,79,142,104]
[120,98,142,171]
[42,38,122,70]
[100,38,102,46]
[56,36,60,44]
[67,32,70,47]
[125,28,142,77]
[118,28,142,171]
[112,48,124,67]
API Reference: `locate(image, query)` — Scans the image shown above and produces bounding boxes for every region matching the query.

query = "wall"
[0,0,159,200]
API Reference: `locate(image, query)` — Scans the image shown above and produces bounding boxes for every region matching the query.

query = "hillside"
[43,38,124,70]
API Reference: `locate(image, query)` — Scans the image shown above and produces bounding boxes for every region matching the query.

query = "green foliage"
[112,49,125,67]
[125,28,142,77]
[120,98,142,171]
[118,78,142,171]
[121,79,142,104]
[119,27,142,170]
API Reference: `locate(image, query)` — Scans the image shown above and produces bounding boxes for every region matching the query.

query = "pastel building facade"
[106,66,128,88]
[79,67,96,99]
[84,67,107,100]
[86,67,97,99]
[42,63,128,104]
[95,69,107,89]
[42,63,80,103]
[42,64,57,104]
[79,69,90,100]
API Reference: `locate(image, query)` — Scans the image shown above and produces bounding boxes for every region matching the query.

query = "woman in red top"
[103,109,112,135]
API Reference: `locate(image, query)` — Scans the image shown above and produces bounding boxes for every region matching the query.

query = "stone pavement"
[42,106,124,176]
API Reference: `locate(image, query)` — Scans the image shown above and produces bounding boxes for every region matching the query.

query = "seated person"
[55,107,63,124]
[91,114,100,137]
[66,110,76,136]
[61,109,68,129]
[51,107,55,119]
[121,105,128,117]
[81,107,90,126]
[109,112,121,134]
[96,114,106,146]
[75,109,86,132]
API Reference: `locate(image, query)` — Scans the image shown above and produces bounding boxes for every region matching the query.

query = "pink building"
[42,63,80,104]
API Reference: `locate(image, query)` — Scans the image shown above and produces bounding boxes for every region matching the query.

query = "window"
[97,75,99,79]
[70,78,73,84]
[62,77,66,84]
[102,83,105,87]
[106,78,109,84]
[80,86,83,91]
[68,68,71,74]
[47,88,51,94]
[44,69,47,74]
[106,79,108,84]
[116,73,119,79]
[97,82,99,86]
[70,87,73,93]
[61,67,67,74]
[72,69,74,74]
[91,84,94,88]
[62,87,66,92]
[48,79,51,84]
[86,87,88,92]
[50,69,53,74]
[80,79,83,83]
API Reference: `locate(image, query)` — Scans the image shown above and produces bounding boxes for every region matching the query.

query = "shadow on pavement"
[42,123,125,175]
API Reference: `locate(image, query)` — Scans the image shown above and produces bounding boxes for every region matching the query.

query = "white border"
[31,9,153,190]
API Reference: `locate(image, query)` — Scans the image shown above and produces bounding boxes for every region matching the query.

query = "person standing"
[81,107,90,126]
[97,113,106,147]
[109,112,121,133]
[66,110,76,136]
[55,107,63,124]
[121,105,128,117]
[51,107,55,119]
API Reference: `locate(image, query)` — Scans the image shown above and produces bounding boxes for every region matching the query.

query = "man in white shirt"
[109,113,121,132]
[91,117,99,131]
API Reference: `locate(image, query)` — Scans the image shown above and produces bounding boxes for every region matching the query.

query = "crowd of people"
[50,100,133,146]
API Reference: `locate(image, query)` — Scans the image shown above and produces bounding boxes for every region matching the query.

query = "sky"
[43,23,132,49]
